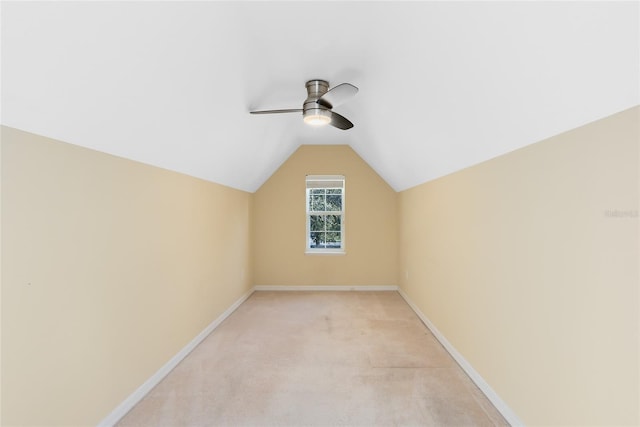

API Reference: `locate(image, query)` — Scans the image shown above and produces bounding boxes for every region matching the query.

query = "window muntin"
[306,175,345,253]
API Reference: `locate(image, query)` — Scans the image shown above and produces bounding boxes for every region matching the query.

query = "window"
[306,175,345,254]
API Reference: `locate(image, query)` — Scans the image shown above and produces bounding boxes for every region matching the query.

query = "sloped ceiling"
[2,1,638,192]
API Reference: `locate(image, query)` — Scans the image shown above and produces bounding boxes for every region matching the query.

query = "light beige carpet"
[117,291,508,426]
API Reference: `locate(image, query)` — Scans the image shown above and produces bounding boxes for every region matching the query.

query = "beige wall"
[1,126,253,426]
[398,107,639,425]
[253,145,398,287]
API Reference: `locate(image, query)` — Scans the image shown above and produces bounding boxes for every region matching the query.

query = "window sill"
[305,250,346,256]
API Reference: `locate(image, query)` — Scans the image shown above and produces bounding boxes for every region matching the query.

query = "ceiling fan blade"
[250,109,302,114]
[329,111,354,130]
[317,83,358,108]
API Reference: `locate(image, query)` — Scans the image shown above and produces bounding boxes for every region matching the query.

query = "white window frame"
[305,175,345,255]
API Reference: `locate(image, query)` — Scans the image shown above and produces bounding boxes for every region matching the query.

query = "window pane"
[326,215,341,231]
[325,232,341,248]
[310,232,325,248]
[310,215,325,231]
[306,178,344,251]
[310,194,325,211]
[325,194,342,211]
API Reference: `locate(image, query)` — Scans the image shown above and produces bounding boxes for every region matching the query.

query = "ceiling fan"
[250,80,358,130]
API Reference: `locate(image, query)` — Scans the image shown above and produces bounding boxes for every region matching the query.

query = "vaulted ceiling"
[2,1,638,192]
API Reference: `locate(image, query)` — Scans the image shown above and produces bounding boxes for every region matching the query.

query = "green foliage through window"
[306,179,344,251]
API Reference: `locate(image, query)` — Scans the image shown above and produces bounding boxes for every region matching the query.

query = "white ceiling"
[2,1,638,192]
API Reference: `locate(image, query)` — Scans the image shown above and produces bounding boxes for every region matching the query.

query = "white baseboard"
[97,287,255,427]
[397,288,524,427]
[254,285,398,291]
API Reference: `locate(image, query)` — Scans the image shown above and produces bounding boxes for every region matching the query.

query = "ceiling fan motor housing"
[302,80,331,125]
[304,79,330,110]
[303,80,331,125]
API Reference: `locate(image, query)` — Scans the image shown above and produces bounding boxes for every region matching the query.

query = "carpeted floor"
[117,291,509,426]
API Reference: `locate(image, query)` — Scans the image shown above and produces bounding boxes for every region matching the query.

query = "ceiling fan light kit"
[250,79,358,130]
[303,108,331,126]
